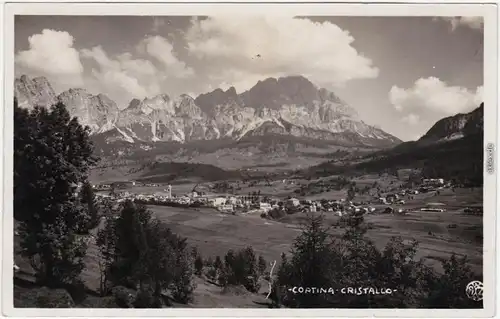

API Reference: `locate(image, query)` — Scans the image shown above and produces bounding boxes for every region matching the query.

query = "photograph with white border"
[2,2,498,317]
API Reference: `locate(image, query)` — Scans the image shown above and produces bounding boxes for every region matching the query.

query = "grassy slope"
[14,182,483,307]
[307,133,483,184]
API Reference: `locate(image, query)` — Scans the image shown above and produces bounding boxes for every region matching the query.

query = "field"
[139,189,483,276]
[14,171,483,307]
[91,172,483,274]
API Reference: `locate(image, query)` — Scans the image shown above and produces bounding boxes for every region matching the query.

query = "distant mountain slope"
[15,74,401,149]
[137,161,242,183]
[307,104,484,186]
[419,103,484,142]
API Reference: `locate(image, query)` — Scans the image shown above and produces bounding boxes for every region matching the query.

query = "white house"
[227,196,238,205]
[219,204,234,212]
[286,198,300,208]
[259,202,272,212]
[210,197,226,207]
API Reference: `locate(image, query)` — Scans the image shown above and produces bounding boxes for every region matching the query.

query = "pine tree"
[258,255,267,276]
[14,100,97,286]
[280,213,337,307]
[79,181,99,232]
[96,217,118,296]
[171,248,197,303]
[110,201,153,288]
[194,254,204,276]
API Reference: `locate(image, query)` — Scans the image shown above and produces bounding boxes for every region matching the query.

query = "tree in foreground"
[194,254,204,276]
[274,212,483,308]
[14,99,97,286]
[96,201,196,305]
[78,181,100,232]
[217,247,261,292]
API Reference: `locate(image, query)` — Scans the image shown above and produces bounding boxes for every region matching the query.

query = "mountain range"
[14,74,484,183]
[15,74,401,149]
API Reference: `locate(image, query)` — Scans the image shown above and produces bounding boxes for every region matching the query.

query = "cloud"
[81,46,162,106]
[439,16,483,31]
[15,29,84,87]
[79,35,196,106]
[139,36,194,78]
[184,16,379,92]
[402,113,420,126]
[389,77,483,115]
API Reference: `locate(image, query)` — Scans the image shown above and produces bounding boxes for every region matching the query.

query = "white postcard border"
[2,2,498,318]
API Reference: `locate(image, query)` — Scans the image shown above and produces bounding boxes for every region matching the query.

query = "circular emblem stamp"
[465,281,483,301]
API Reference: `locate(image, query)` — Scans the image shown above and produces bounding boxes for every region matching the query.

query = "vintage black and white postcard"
[1,2,498,318]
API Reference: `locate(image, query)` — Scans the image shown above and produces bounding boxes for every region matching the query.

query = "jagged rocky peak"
[318,88,344,104]
[57,87,120,133]
[143,93,171,106]
[124,94,175,116]
[195,86,243,115]
[15,74,57,109]
[175,94,204,118]
[277,75,318,98]
[225,86,238,97]
[241,75,321,109]
[127,98,141,110]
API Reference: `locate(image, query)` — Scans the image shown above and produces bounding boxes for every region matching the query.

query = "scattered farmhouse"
[259,202,272,212]
[286,198,300,208]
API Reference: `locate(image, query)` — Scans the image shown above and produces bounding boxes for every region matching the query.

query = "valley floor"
[14,173,483,308]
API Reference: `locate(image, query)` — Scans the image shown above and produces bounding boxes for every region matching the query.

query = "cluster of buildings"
[91,176,466,219]
[92,181,160,191]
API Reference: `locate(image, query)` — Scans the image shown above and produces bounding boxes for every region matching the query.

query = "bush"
[219,247,261,293]
[112,286,136,308]
[133,289,159,308]
[35,288,75,308]
[268,208,286,220]
[64,280,87,304]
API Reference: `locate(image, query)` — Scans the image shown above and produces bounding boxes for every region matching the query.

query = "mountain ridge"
[14,74,401,148]
[419,103,484,142]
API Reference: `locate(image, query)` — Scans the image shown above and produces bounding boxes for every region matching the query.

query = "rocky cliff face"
[14,74,401,148]
[15,75,120,133]
[419,103,484,142]
[58,89,120,133]
[15,75,57,109]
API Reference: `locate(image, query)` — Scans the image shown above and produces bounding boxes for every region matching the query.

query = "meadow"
[15,172,483,307]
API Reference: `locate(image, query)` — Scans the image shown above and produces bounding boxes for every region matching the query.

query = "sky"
[14,15,484,141]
